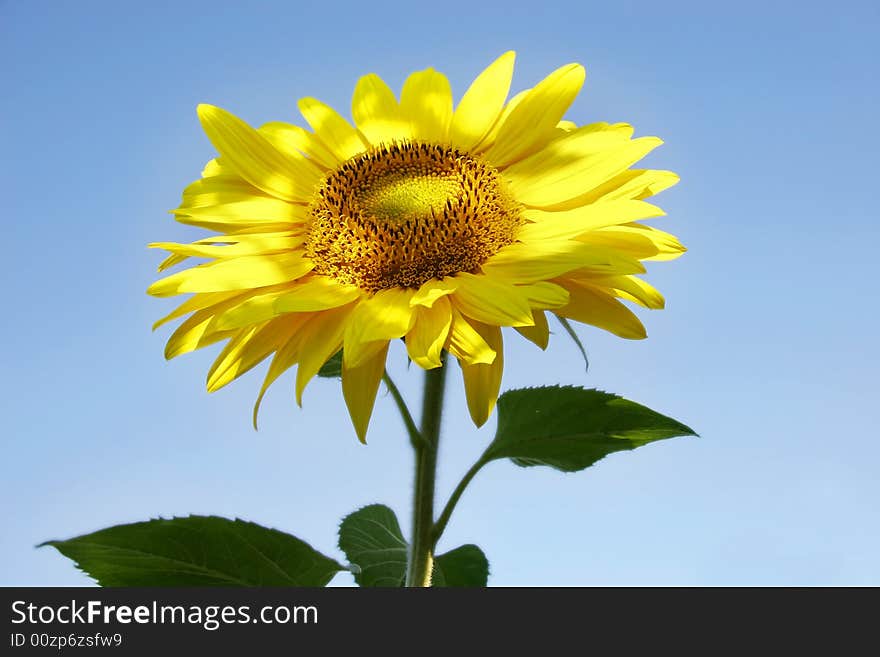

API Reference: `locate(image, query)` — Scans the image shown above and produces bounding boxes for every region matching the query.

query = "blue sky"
[2,0,878,585]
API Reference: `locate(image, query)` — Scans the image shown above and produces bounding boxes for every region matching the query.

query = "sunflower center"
[304,142,522,293]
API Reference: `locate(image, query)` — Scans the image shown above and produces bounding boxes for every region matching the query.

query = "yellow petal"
[482,241,644,284]
[342,343,389,443]
[580,121,634,139]
[472,88,529,153]
[446,309,496,366]
[167,325,234,361]
[208,276,359,331]
[149,233,304,261]
[152,291,241,331]
[544,121,630,150]
[449,51,515,151]
[580,223,686,262]
[147,253,314,297]
[201,157,230,177]
[157,253,188,272]
[483,63,586,167]
[172,199,308,233]
[559,169,680,208]
[251,314,313,429]
[505,133,664,208]
[274,277,362,313]
[207,289,289,331]
[459,321,504,427]
[593,275,665,309]
[518,200,666,242]
[163,293,252,359]
[399,68,453,143]
[554,283,646,339]
[207,318,295,392]
[197,104,321,202]
[175,175,308,233]
[451,272,534,327]
[344,288,416,368]
[405,296,452,369]
[351,73,410,145]
[154,234,303,273]
[298,97,368,162]
[515,309,550,349]
[207,324,262,392]
[517,281,570,309]
[295,304,354,405]
[259,121,338,170]
[181,174,267,207]
[173,213,305,236]
[410,276,461,307]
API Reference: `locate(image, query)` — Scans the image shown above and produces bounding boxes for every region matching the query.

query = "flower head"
[148,52,684,442]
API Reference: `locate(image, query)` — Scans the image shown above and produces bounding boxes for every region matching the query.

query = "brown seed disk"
[304,142,522,293]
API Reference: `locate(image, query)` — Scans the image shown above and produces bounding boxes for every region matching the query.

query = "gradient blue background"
[3,0,878,586]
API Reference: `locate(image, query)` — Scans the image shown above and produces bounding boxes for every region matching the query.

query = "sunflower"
[148,51,684,442]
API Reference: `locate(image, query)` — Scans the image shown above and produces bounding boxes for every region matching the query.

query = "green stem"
[405,352,447,587]
[432,454,488,547]
[382,371,423,448]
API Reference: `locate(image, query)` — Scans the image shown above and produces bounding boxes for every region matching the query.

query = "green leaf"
[337,505,491,587]
[338,504,407,587]
[485,386,697,472]
[40,516,344,587]
[317,350,343,378]
[555,316,589,370]
[433,544,489,587]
